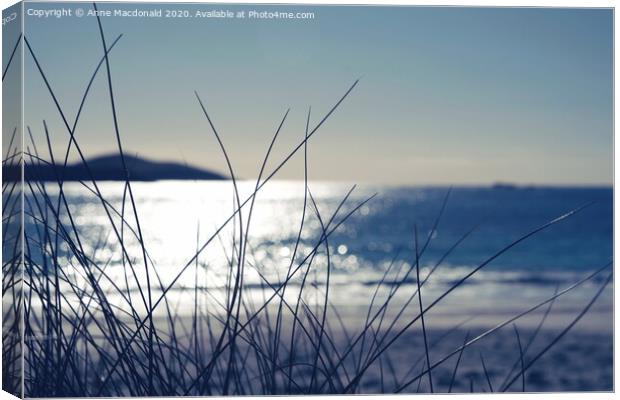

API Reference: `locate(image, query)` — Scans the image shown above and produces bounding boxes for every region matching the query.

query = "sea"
[26,180,614,328]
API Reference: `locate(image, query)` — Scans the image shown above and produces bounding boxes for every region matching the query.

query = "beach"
[17,180,613,395]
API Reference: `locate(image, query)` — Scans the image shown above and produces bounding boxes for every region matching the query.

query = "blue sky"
[19,4,613,185]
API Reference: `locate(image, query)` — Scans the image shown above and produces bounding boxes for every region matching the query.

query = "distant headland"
[3,154,227,182]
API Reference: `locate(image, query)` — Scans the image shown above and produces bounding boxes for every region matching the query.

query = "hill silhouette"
[3,154,226,182]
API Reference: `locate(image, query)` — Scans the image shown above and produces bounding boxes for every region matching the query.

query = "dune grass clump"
[2,4,613,396]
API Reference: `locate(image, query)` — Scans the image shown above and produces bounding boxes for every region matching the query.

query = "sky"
[13,3,614,185]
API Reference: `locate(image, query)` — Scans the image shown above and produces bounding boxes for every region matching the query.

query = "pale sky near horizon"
[9,3,613,185]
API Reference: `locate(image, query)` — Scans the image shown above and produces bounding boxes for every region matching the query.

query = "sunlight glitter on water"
[32,179,612,323]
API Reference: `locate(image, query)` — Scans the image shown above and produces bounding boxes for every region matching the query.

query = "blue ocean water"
[31,182,613,289]
[320,185,613,273]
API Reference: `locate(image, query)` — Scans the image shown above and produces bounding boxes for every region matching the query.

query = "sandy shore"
[350,325,613,393]
[24,267,613,395]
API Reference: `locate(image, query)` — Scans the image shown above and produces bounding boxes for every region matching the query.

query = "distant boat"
[3,154,227,182]
[491,182,518,190]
